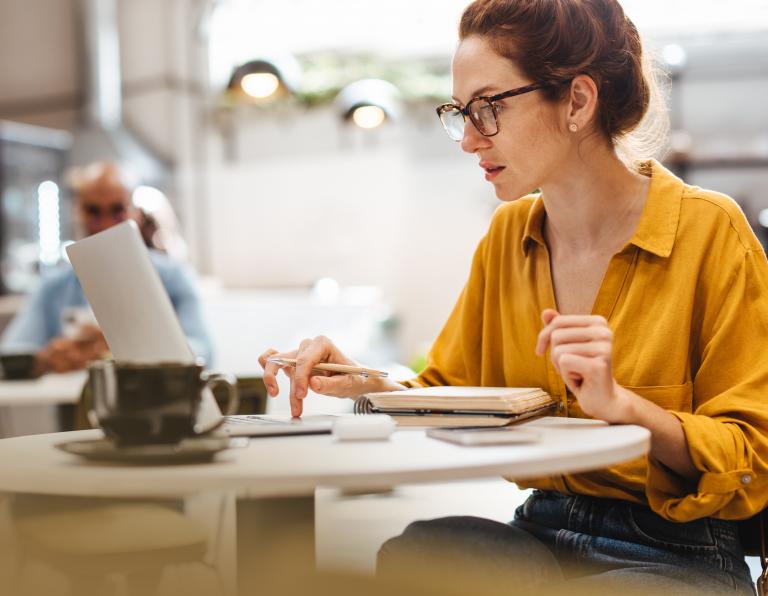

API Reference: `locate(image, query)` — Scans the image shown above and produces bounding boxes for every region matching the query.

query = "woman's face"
[451,36,569,201]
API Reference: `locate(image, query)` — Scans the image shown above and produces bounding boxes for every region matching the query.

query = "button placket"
[536,242,568,416]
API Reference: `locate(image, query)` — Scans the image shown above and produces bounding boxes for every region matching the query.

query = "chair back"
[738,511,767,595]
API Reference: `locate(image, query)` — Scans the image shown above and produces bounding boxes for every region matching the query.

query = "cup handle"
[194,372,240,435]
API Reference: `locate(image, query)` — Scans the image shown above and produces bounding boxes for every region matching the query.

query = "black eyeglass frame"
[436,80,571,141]
[81,203,129,220]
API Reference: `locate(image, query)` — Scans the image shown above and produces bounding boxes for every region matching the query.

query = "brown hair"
[459,0,668,161]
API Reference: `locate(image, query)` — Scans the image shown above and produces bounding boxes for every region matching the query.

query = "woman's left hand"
[535,308,629,422]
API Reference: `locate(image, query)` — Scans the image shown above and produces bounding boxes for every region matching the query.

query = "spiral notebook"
[355,386,556,427]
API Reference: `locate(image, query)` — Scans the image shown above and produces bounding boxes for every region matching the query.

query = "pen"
[266,357,389,379]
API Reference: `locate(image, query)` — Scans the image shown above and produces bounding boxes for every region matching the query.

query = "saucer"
[55,435,236,464]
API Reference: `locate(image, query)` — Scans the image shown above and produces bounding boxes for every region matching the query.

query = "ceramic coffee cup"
[87,360,239,445]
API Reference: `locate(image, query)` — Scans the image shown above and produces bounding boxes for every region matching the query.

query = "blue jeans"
[377,490,755,595]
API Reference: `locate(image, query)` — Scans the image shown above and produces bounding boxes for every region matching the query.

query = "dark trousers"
[378,490,755,596]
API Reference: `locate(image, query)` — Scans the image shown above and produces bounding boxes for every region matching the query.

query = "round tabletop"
[0,417,650,499]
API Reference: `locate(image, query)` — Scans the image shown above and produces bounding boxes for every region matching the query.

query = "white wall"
[202,103,500,361]
[0,0,80,129]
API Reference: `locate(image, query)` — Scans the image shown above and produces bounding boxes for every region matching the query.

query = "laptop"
[66,220,335,437]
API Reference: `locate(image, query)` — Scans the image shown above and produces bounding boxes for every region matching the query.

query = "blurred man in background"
[0,161,213,373]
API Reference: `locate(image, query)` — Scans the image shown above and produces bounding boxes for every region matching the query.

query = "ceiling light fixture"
[335,79,402,130]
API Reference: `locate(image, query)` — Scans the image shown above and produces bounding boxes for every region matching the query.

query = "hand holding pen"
[258,336,404,417]
[266,357,389,379]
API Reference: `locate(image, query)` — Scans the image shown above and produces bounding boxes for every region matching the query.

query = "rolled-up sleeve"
[647,248,768,520]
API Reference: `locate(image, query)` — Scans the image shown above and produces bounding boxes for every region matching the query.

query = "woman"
[260,0,768,593]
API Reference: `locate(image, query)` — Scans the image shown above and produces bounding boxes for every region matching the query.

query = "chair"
[213,375,267,416]
[738,511,767,594]
[12,499,221,596]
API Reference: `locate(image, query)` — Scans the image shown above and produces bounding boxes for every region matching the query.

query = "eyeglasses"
[81,202,128,221]
[436,81,567,142]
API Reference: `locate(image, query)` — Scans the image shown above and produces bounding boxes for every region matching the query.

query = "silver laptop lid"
[65,220,195,364]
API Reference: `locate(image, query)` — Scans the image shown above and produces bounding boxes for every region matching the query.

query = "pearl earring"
[568,123,578,132]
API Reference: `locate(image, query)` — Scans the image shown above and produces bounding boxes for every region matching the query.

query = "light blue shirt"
[1,251,215,366]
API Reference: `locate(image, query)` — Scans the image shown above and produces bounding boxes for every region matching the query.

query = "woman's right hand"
[258,336,404,417]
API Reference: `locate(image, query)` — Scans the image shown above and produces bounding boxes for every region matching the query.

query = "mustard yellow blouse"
[405,160,768,522]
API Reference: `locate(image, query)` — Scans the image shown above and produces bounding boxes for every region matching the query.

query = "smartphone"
[427,427,541,446]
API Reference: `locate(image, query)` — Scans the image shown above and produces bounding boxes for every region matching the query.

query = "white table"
[0,371,86,406]
[0,371,87,437]
[0,417,648,498]
[0,417,649,593]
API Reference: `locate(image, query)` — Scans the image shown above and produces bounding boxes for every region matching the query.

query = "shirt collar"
[521,159,683,259]
[627,159,684,258]
[521,195,546,255]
